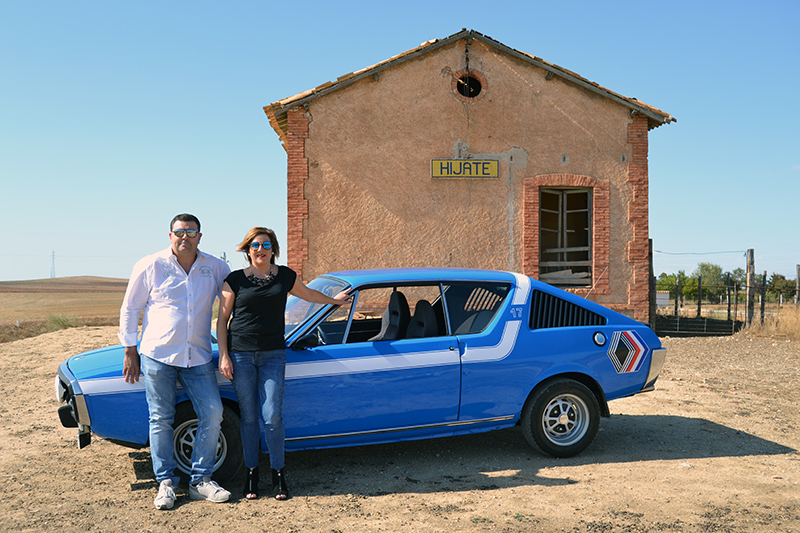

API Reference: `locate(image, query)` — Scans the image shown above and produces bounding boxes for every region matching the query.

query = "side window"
[443,283,511,335]
[315,285,445,344]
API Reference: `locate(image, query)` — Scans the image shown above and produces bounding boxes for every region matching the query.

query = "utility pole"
[51,250,56,279]
[746,249,754,327]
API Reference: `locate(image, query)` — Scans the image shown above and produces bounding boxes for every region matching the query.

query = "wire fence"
[654,281,799,336]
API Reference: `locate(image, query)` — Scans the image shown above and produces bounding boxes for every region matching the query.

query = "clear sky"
[1,1,798,282]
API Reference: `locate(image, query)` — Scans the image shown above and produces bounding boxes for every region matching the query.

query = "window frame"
[539,187,593,288]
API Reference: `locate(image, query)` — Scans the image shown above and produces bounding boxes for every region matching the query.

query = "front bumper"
[55,360,92,448]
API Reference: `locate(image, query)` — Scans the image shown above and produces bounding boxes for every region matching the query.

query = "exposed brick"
[286,108,309,280]
[626,114,651,323]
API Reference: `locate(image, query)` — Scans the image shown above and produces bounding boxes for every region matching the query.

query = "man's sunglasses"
[250,241,273,250]
[172,229,199,238]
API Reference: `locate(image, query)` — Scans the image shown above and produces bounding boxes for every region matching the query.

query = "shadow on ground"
[127,414,796,498]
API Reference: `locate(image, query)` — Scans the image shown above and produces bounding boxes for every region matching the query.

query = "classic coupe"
[55,268,665,482]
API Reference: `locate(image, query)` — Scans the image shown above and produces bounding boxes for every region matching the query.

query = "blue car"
[55,268,665,482]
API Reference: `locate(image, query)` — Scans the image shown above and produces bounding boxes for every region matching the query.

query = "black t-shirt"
[225,266,297,352]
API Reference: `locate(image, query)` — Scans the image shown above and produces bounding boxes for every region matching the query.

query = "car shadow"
[127,415,795,498]
[277,415,795,498]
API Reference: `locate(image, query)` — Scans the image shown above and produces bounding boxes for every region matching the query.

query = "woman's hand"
[218,352,234,380]
[291,278,353,306]
[334,290,353,305]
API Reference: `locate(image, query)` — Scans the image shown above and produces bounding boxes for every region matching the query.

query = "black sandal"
[271,468,289,500]
[243,467,259,500]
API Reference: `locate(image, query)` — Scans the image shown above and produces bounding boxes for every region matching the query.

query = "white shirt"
[118,247,231,367]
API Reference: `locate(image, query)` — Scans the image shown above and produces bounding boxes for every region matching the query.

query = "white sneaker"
[189,478,230,503]
[154,479,176,510]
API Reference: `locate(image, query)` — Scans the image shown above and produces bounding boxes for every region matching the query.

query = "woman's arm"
[289,277,352,305]
[216,282,235,380]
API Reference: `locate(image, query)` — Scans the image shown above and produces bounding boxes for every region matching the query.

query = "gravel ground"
[0,327,798,533]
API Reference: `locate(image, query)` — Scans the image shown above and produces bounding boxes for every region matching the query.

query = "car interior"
[299,282,511,347]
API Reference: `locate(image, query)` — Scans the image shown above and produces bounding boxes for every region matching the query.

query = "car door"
[283,285,461,443]
[445,277,528,420]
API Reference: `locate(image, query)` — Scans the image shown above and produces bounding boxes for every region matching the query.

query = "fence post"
[726,273,732,321]
[760,271,767,325]
[696,275,703,318]
[746,249,755,327]
[649,240,656,329]
[796,265,799,306]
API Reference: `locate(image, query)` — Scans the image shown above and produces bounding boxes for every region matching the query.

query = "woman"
[217,227,350,500]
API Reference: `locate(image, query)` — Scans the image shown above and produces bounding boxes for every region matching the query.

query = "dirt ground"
[0,327,798,533]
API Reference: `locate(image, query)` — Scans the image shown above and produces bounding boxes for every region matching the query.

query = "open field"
[0,277,127,343]
[0,276,127,321]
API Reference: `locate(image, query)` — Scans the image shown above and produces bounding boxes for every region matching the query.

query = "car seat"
[406,300,438,338]
[368,291,410,341]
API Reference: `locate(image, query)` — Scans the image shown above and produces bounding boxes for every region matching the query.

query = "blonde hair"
[236,227,280,264]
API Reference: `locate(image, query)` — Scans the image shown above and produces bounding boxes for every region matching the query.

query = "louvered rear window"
[529,290,606,329]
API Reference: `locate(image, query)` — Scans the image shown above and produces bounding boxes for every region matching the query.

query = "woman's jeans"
[231,350,286,470]
[140,356,224,486]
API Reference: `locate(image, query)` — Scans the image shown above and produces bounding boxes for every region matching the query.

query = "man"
[119,214,232,510]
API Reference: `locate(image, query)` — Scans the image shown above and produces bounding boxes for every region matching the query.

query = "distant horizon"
[2,260,798,285]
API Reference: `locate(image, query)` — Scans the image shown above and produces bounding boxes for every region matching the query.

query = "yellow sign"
[431,159,498,178]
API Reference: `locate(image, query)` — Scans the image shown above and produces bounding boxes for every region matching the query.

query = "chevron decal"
[607,330,650,374]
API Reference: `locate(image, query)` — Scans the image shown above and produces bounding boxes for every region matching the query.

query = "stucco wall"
[293,38,648,316]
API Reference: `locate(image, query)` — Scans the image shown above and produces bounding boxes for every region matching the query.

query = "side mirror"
[291,333,319,351]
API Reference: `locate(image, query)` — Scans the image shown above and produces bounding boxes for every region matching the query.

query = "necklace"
[247,267,275,286]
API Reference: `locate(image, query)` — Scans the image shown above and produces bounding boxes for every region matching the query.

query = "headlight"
[54,375,67,403]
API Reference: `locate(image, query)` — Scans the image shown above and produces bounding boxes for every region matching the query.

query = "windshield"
[284,275,349,337]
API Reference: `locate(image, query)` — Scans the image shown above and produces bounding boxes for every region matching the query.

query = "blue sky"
[1,1,798,282]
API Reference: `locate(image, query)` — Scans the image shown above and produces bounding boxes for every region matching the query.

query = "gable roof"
[263,29,675,147]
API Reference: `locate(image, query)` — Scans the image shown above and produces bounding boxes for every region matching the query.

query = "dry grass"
[0,276,126,343]
[741,304,800,339]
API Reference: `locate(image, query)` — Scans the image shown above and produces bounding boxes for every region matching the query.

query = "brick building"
[263,29,674,322]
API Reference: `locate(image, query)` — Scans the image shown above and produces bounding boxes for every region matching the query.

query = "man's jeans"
[140,356,223,486]
[230,350,286,470]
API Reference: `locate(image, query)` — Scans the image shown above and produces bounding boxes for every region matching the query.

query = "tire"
[173,403,243,484]
[521,379,600,458]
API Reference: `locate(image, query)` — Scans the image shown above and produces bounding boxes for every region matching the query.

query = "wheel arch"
[521,372,610,419]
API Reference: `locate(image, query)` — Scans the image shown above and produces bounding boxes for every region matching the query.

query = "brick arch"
[522,174,610,296]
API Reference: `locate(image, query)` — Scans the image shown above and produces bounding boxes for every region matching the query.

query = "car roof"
[318,267,520,287]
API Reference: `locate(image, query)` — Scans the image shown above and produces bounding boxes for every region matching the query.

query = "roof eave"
[263,29,675,146]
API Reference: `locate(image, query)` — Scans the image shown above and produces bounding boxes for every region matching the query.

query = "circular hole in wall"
[456,74,482,98]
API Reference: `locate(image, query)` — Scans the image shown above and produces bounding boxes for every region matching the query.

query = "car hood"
[66,344,125,380]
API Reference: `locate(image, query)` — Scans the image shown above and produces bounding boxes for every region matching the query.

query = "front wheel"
[521,379,600,458]
[173,403,243,484]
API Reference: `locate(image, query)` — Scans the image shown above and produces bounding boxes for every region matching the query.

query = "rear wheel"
[173,403,243,484]
[521,379,600,458]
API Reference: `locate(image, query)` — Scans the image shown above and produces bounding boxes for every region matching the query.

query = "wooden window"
[539,188,592,287]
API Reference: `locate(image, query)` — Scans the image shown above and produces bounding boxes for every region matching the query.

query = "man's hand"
[123,346,141,384]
